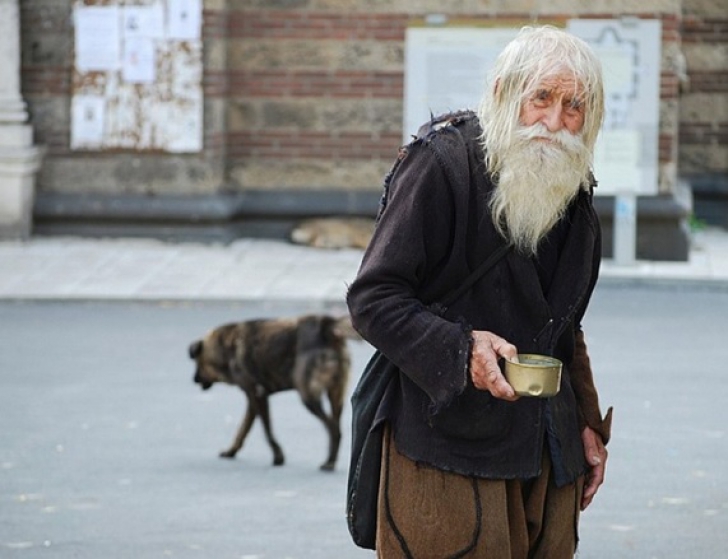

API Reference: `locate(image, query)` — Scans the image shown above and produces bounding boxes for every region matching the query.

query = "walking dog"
[188,314,355,471]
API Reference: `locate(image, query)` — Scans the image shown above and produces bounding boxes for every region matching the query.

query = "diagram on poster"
[71,0,203,153]
[568,19,662,195]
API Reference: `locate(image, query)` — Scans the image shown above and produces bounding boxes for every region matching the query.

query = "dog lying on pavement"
[188,314,356,471]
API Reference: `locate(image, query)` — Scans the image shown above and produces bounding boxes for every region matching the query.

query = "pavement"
[1,226,727,302]
[2,233,728,559]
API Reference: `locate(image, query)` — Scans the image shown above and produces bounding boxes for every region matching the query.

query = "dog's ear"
[188,340,203,359]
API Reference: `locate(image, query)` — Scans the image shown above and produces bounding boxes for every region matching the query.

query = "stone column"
[0,0,43,239]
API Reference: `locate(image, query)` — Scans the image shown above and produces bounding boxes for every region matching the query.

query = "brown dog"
[188,314,355,471]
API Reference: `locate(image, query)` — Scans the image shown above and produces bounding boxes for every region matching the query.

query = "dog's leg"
[299,394,340,471]
[254,394,285,466]
[325,377,346,471]
[220,398,257,459]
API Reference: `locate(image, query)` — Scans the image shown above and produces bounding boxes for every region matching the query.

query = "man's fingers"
[484,359,502,383]
[581,492,594,511]
[472,360,517,400]
[470,330,518,400]
[580,427,607,510]
[481,359,515,399]
[583,439,602,466]
[491,336,518,361]
[494,382,518,401]
[581,463,604,510]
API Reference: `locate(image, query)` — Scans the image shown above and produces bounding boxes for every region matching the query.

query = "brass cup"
[504,354,562,397]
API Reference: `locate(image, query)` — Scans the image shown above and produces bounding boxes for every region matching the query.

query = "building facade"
[15,0,728,259]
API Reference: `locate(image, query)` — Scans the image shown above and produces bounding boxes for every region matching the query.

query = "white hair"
[488,123,592,255]
[477,25,605,176]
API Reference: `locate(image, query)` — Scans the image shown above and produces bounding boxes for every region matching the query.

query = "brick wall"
[20,0,704,200]
[224,7,408,191]
[19,1,73,163]
[223,0,686,194]
[679,0,728,177]
[19,0,229,196]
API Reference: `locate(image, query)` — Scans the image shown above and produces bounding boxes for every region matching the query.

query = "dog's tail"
[332,315,362,341]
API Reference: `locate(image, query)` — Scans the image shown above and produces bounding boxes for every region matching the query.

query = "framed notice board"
[71,0,203,153]
[404,20,662,195]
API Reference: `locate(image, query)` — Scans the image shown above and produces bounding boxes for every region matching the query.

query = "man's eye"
[532,90,551,105]
[566,98,584,113]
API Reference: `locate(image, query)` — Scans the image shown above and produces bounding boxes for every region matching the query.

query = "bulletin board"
[567,19,662,196]
[403,25,521,143]
[71,0,203,153]
[404,20,662,195]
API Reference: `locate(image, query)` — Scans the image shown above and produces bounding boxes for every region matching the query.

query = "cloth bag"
[346,349,396,548]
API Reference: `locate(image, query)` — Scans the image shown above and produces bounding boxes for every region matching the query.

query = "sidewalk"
[1,227,727,302]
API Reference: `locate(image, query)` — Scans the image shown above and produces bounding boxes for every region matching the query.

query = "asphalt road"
[1,285,727,558]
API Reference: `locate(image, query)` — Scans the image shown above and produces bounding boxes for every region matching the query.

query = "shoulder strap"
[436,244,512,313]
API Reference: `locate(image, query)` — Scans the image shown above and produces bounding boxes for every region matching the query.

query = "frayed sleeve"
[571,329,613,444]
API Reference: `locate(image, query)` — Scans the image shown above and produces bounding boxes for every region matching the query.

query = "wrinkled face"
[189,339,228,390]
[488,72,593,256]
[519,74,586,136]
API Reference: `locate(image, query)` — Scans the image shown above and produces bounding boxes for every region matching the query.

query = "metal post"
[613,191,637,266]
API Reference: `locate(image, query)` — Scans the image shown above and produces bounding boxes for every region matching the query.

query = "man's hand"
[581,426,608,510]
[470,330,519,401]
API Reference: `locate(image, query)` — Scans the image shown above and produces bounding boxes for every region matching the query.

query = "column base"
[0,144,45,239]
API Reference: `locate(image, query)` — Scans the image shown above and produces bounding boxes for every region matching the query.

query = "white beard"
[489,123,592,256]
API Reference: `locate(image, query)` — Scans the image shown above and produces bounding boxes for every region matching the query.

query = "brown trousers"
[376,426,584,559]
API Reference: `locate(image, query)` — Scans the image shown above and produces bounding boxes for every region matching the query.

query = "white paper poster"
[74,6,121,72]
[123,4,166,39]
[167,0,202,41]
[123,37,156,83]
[593,129,642,193]
[404,27,520,141]
[71,96,107,149]
[72,0,203,153]
[568,19,662,195]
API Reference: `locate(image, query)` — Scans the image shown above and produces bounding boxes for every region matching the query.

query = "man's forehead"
[530,73,584,95]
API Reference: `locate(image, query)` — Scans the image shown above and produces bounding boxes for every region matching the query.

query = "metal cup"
[504,354,563,397]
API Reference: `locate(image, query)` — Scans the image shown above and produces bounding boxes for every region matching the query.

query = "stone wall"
[224,5,406,192]
[679,0,728,177]
[223,1,685,196]
[19,0,716,257]
[20,0,229,196]
[20,0,691,197]
[679,0,728,227]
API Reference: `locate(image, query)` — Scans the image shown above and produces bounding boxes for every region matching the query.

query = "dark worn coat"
[347,111,611,487]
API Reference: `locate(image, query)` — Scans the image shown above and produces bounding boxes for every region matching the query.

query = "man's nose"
[541,104,564,132]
